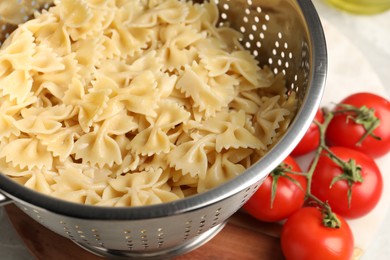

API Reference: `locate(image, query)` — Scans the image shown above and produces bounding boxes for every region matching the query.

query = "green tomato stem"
[305,110,334,198]
[306,193,341,228]
[271,103,373,228]
[333,103,381,145]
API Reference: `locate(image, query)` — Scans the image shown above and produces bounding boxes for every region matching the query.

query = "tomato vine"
[244,92,388,260]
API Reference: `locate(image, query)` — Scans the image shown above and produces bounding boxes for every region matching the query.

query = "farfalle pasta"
[0,0,297,207]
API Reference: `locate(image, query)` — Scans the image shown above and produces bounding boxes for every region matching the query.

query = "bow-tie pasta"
[0,0,297,207]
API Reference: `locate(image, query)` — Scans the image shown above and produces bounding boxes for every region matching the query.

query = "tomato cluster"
[242,92,390,260]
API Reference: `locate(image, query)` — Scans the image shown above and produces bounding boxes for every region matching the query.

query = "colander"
[0,0,327,259]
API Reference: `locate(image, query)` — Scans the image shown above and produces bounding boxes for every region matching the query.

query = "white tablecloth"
[310,1,390,260]
[0,1,389,259]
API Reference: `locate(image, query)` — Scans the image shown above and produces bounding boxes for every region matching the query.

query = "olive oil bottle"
[325,0,390,14]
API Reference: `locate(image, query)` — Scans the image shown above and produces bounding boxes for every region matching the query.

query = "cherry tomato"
[281,207,354,260]
[291,109,324,156]
[326,92,390,158]
[243,156,307,222]
[311,146,383,219]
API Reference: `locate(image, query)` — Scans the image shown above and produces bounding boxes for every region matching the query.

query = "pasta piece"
[0,95,37,116]
[168,135,215,179]
[100,34,121,59]
[154,100,191,130]
[199,48,231,77]
[117,71,159,117]
[31,43,65,73]
[152,0,189,24]
[127,50,163,76]
[51,162,111,204]
[54,0,115,41]
[129,100,190,156]
[24,168,55,194]
[72,36,105,79]
[155,72,177,98]
[170,167,199,188]
[38,125,82,161]
[199,1,219,28]
[78,88,110,132]
[72,125,122,168]
[0,27,35,70]
[130,0,188,27]
[14,104,74,134]
[0,137,53,170]
[0,70,33,104]
[108,16,153,57]
[111,151,141,176]
[100,109,138,135]
[62,77,85,105]
[230,51,262,87]
[58,0,93,29]
[107,168,180,206]
[176,63,229,117]
[184,2,204,24]
[255,96,291,146]
[185,110,265,152]
[197,149,249,192]
[26,13,72,56]
[200,48,270,89]
[34,54,79,100]
[229,94,261,115]
[213,27,242,51]
[0,113,19,139]
[158,24,205,71]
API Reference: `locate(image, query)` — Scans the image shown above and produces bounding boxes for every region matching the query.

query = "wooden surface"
[5,204,284,260]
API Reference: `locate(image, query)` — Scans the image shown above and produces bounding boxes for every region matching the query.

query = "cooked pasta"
[0,0,297,206]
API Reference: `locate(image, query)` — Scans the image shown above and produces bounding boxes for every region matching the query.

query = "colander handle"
[0,192,12,207]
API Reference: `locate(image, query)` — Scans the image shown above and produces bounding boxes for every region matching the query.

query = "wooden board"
[4,204,284,260]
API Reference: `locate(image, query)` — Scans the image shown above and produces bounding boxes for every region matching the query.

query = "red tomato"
[291,109,324,156]
[243,156,307,222]
[311,146,383,219]
[281,207,354,260]
[326,92,390,158]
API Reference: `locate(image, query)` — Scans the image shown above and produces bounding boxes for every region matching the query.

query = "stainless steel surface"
[0,0,327,258]
[0,193,11,207]
[74,222,226,259]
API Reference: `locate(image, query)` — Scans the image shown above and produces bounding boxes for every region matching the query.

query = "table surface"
[1,1,390,259]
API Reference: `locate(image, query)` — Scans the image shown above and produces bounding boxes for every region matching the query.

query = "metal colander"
[0,0,327,259]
